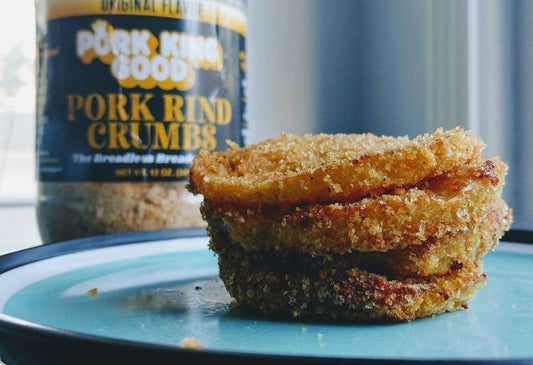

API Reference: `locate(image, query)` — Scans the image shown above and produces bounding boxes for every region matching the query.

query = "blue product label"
[36,6,246,182]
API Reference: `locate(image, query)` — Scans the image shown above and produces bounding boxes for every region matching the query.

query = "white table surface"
[0,205,42,256]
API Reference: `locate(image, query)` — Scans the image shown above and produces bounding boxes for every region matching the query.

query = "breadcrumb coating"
[193,127,511,322]
[188,127,485,207]
[217,250,487,322]
[203,158,508,254]
[208,203,511,278]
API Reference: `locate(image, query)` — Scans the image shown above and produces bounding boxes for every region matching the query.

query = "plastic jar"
[35,0,247,243]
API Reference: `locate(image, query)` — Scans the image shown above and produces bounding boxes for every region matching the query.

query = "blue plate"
[0,228,531,365]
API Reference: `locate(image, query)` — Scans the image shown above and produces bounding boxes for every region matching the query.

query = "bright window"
[0,0,36,204]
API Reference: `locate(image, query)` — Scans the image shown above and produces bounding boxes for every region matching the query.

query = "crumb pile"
[38,181,205,242]
[188,127,512,321]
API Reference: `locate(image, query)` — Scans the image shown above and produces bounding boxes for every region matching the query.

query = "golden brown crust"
[193,127,511,322]
[355,205,511,276]
[203,158,508,254]
[217,252,487,322]
[208,204,511,278]
[189,127,485,207]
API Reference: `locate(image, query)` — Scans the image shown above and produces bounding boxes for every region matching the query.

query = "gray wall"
[247,0,318,143]
[316,0,434,137]
[512,0,533,228]
[248,0,471,140]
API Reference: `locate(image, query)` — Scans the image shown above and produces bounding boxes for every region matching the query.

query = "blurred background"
[0,0,531,249]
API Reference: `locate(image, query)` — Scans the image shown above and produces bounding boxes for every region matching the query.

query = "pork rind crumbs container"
[35,0,247,243]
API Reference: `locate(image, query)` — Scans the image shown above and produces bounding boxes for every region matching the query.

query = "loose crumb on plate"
[178,337,205,349]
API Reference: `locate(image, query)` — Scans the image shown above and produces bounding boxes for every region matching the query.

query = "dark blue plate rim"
[0,228,531,365]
